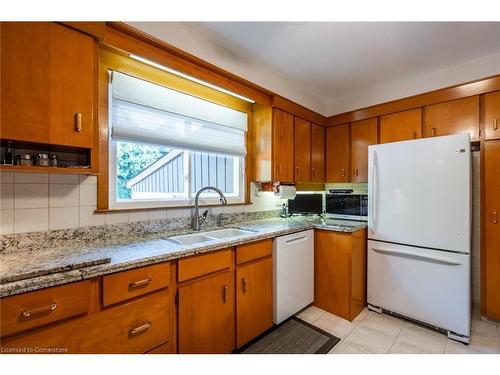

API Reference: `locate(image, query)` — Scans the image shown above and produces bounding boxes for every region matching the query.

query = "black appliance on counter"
[287,193,323,216]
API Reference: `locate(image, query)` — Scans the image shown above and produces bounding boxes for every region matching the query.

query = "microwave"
[326,193,368,221]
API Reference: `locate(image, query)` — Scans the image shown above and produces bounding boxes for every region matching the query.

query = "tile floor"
[297,306,500,354]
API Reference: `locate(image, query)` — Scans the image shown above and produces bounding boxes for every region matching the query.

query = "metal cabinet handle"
[129,322,151,335]
[74,113,82,133]
[355,168,359,177]
[129,278,152,289]
[341,168,345,177]
[494,119,498,131]
[493,211,498,224]
[312,168,316,176]
[22,303,57,318]
[242,278,248,294]
[295,166,300,176]
[431,127,437,137]
[223,285,229,303]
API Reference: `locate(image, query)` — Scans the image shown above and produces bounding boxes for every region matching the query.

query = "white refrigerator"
[367,133,471,343]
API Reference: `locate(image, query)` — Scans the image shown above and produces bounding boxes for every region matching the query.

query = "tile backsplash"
[0,173,284,235]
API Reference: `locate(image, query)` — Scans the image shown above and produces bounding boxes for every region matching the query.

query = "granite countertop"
[0,217,366,297]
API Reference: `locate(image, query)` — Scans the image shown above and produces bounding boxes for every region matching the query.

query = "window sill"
[94,201,252,213]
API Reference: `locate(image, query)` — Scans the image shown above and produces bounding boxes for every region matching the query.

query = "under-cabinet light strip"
[129,54,255,103]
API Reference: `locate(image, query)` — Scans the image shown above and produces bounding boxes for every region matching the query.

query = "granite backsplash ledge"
[0,209,280,254]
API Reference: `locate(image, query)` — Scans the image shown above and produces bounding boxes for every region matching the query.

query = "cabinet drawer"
[1,280,90,338]
[178,249,232,282]
[79,290,171,353]
[236,239,272,265]
[102,262,170,306]
[1,290,171,354]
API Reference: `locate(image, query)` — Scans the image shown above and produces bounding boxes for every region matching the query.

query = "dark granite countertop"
[0,217,366,297]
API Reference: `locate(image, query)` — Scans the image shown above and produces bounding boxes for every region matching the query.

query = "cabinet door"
[236,257,273,348]
[484,140,500,319]
[294,117,311,182]
[272,109,294,182]
[178,271,234,353]
[311,123,325,182]
[380,108,422,143]
[485,91,500,141]
[326,124,350,182]
[424,96,479,141]
[314,230,352,320]
[351,118,378,182]
[1,22,95,148]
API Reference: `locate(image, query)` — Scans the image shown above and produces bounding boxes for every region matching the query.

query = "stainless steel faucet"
[192,186,228,231]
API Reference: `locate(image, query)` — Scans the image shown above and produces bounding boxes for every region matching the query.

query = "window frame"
[97,49,253,211]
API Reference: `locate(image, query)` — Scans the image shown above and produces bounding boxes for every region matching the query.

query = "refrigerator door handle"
[369,150,377,234]
[372,247,462,266]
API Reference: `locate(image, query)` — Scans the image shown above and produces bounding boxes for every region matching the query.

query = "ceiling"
[130,22,500,115]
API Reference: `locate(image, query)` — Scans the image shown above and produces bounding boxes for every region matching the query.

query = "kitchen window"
[108,71,247,209]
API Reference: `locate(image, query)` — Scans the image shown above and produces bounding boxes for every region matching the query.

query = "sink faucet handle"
[217,213,228,227]
[199,210,208,225]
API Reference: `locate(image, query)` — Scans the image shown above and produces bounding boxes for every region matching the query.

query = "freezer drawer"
[367,240,470,337]
[273,230,314,324]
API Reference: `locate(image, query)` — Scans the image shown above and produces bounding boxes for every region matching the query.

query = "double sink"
[165,228,257,245]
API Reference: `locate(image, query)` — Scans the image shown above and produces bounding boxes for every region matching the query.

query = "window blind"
[110,71,247,156]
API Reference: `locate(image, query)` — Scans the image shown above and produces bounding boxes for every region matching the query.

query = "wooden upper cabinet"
[350,118,378,183]
[326,124,350,182]
[1,22,95,148]
[380,108,422,143]
[272,108,294,183]
[310,123,325,182]
[485,91,500,141]
[484,140,500,319]
[424,96,479,141]
[294,117,311,182]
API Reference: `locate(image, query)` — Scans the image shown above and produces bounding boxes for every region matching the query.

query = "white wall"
[126,22,327,115]
[0,172,282,235]
[128,23,500,117]
[323,51,500,115]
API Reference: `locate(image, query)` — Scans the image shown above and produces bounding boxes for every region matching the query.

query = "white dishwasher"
[273,229,314,324]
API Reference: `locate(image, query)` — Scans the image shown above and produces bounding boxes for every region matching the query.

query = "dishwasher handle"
[285,235,308,244]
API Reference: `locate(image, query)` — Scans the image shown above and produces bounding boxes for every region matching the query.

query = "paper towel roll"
[274,185,297,200]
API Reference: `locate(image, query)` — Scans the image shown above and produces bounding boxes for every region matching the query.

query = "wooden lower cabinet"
[314,229,367,321]
[236,257,273,348]
[177,270,235,353]
[1,290,172,354]
[484,140,500,319]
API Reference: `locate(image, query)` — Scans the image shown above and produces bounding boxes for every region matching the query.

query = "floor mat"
[239,317,340,354]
